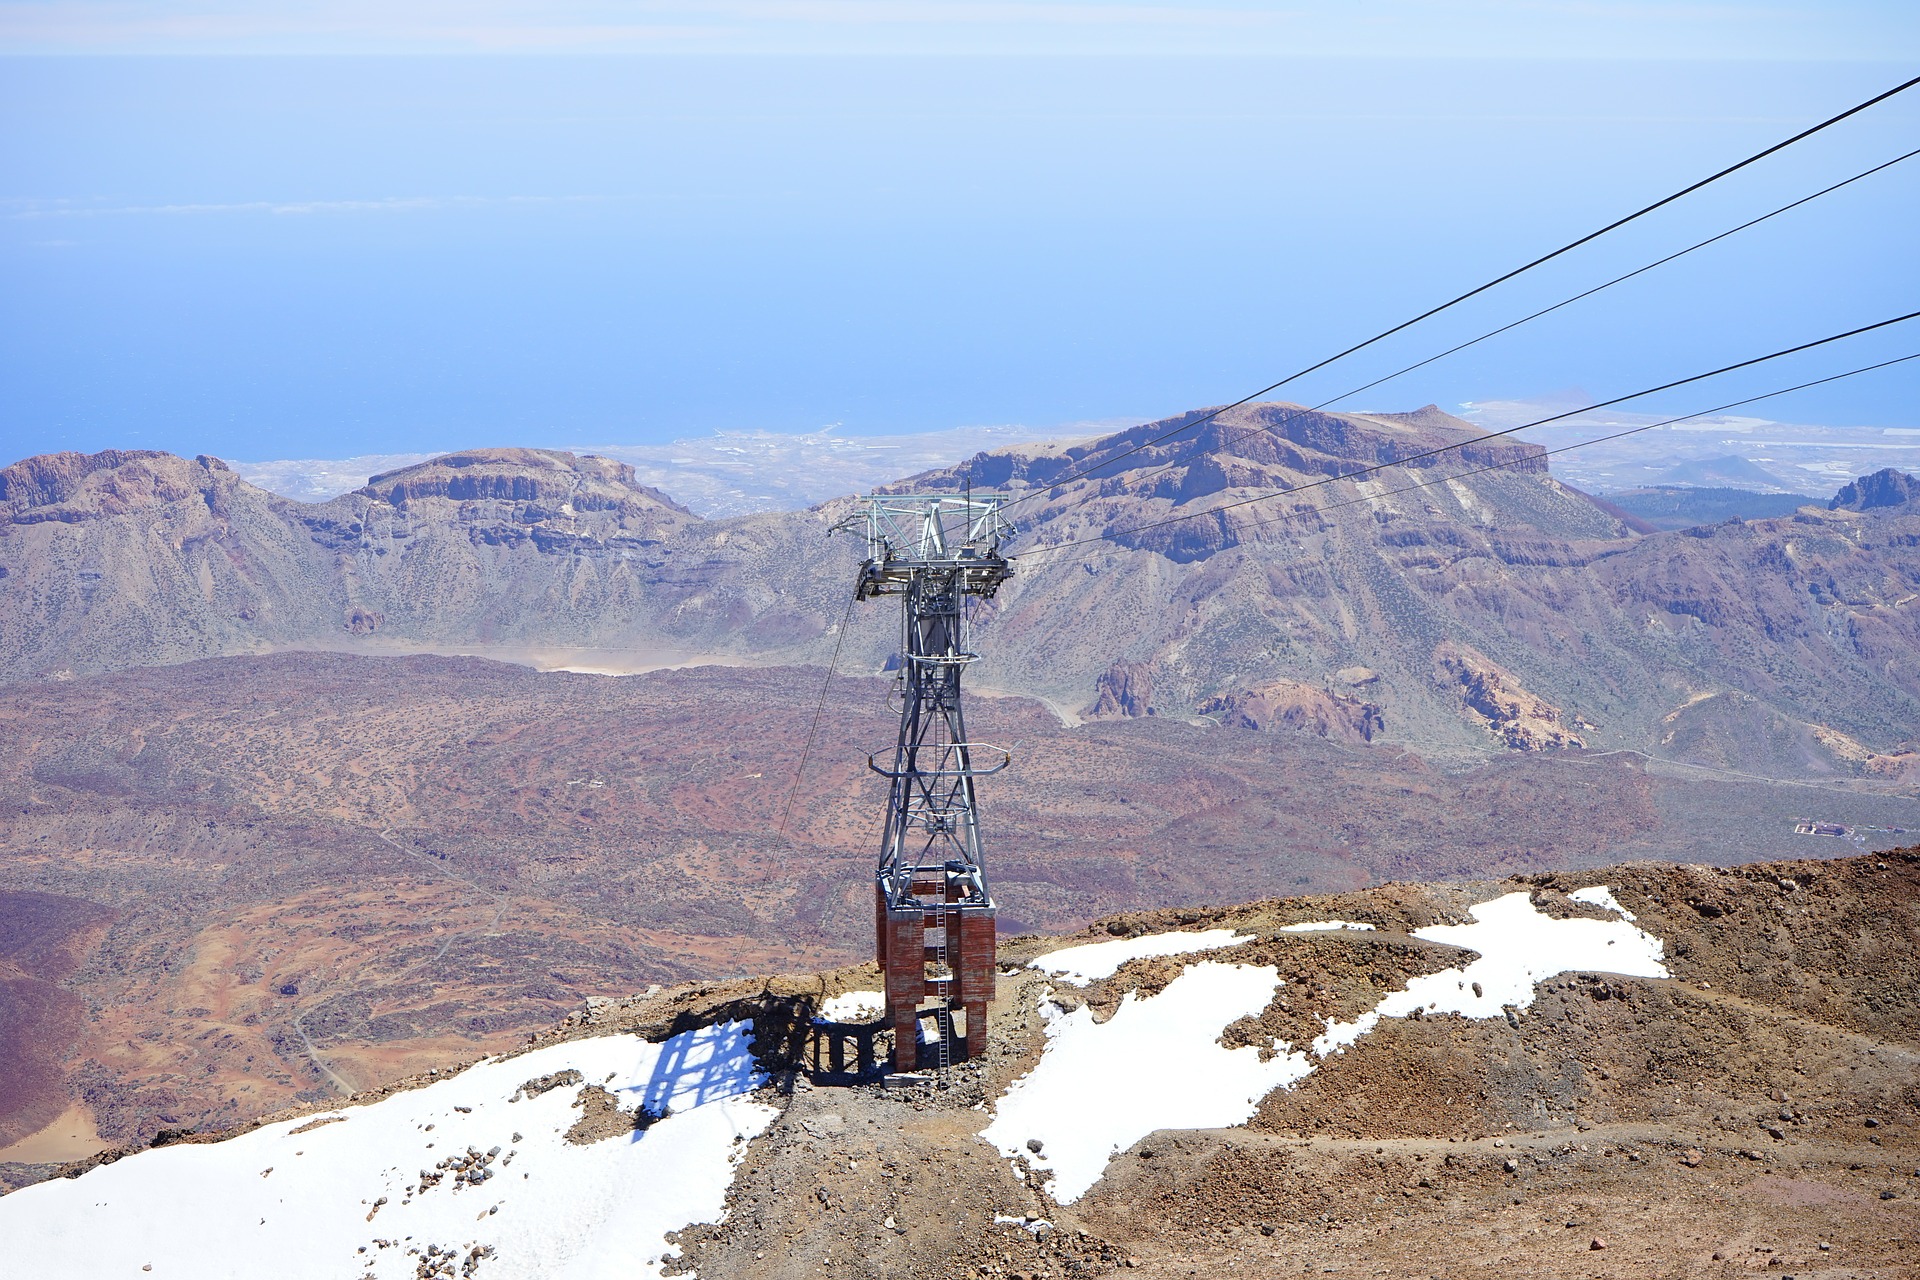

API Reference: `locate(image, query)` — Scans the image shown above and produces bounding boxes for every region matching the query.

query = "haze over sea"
[2,8,1917,469]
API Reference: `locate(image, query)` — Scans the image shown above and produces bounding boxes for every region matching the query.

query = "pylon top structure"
[832,492,1013,1074]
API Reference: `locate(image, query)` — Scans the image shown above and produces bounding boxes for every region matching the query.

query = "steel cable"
[1014,310,1920,558]
[1005,145,1920,533]
[779,585,861,840]
[1225,351,1920,538]
[996,73,1920,513]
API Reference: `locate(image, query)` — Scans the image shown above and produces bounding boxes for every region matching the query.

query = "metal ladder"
[931,903,954,1076]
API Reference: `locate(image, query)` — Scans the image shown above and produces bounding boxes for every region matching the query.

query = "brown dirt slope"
[10,850,1920,1279]
[0,892,114,1147]
[682,849,1920,1279]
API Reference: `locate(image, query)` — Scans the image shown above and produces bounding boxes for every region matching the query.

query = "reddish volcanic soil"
[0,651,1913,1159]
[0,892,114,1149]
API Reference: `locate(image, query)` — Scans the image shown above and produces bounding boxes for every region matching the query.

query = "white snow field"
[1,1022,779,1280]
[1029,929,1251,984]
[1277,920,1376,932]
[981,963,1316,1204]
[984,887,1666,1204]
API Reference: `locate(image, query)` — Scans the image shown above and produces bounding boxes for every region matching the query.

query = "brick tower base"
[877,878,995,1073]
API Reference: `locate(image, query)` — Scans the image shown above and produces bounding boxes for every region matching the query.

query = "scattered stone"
[513,1070,583,1103]
[1589,1238,1607,1251]
[563,1085,656,1146]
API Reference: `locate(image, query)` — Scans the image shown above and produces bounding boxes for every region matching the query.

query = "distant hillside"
[2,419,1917,771]
[1598,485,1820,531]
[1650,453,1800,491]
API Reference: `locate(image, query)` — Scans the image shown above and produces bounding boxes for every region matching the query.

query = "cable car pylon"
[832,492,1013,1074]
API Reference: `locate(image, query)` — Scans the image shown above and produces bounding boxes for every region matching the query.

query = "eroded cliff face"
[1,423,1916,774]
[0,450,223,520]
[1431,642,1584,751]
[0,447,739,680]
[292,449,716,648]
[358,449,693,519]
[1196,679,1384,744]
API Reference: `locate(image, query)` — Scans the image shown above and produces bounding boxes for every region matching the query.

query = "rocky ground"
[17,848,1912,1278]
[667,851,1920,1279]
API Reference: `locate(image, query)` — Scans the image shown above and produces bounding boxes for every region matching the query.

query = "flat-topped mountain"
[905,405,1920,769]
[2,414,1916,775]
[357,448,692,515]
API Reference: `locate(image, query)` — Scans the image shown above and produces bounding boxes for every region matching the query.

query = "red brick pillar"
[955,908,997,1060]
[882,906,925,1073]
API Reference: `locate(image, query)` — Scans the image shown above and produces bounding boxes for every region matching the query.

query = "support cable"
[778,586,861,840]
[1015,310,1920,558]
[997,75,1920,512]
[1010,145,1920,530]
[1226,351,1920,537]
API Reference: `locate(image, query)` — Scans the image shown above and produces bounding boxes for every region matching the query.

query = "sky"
[2,3,1918,467]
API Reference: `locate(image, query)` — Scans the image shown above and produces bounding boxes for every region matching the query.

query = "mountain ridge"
[2,413,1917,778]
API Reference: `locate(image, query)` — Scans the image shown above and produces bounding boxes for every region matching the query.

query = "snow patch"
[984,888,1669,1204]
[1372,889,1667,1022]
[1568,885,1636,920]
[816,991,885,1023]
[1030,929,1251,984]
[1,1022,778,1280]
[982,962,1309,1204]
[1277,920,1376,933]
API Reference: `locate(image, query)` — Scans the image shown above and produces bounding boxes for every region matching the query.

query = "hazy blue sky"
[3,3,1918,465]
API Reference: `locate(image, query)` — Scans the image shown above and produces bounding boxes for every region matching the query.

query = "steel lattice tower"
[833,493,1012,1073]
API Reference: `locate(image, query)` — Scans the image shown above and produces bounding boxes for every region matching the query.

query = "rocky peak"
[1433,641,1585,751]
[0,450,242,525]
[1830,467,1919,512]
[1083,661,1156,719]
[1196,678,1384,744]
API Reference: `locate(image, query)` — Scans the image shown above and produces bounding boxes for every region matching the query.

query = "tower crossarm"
[831,494,1015,599]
